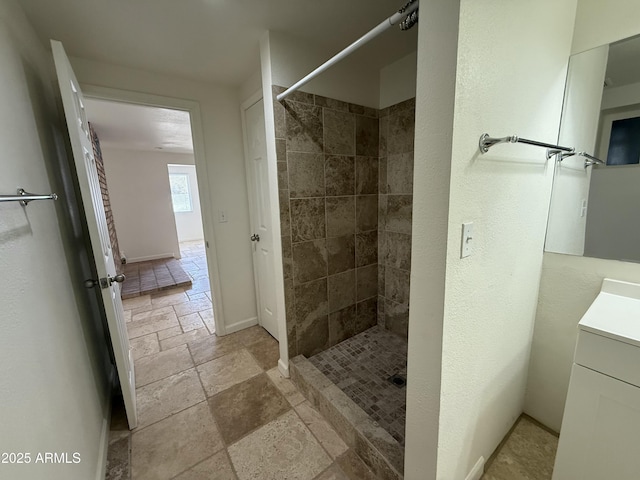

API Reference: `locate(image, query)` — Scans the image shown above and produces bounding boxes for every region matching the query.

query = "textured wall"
[436,0,577,477]
[378,99,415,339]
[0,1,112,477]
[274,86,380,358]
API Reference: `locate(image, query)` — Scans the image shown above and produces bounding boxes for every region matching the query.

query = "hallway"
[107,243,380,479]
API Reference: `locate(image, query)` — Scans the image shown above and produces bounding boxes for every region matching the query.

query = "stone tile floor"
[310,326,408,446]
[107,241,381,480]
[482,415,559,480]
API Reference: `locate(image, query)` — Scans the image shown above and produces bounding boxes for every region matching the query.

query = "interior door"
[244,99,279,339]
[51,40,137,428]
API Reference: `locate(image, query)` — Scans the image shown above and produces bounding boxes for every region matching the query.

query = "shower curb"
[290,355,404,480]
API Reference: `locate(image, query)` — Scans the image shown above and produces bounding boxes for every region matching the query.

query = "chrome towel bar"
[0,188,58,207]
[479,133,574,155]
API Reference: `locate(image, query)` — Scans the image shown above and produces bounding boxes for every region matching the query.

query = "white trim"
[80,84,227,335]
[240,90,265,334]
[278,358,290,378]
[464,457,485,480]
[224,316,259,335]
[128,253,176,263]
[260,32,289,370]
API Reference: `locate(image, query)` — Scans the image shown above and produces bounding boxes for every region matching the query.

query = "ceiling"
[606,34,640,88]
[85,99,194,154]
[20,0,418,87]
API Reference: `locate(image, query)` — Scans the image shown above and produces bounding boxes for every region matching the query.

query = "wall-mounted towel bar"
[0,188,58,207]
[479,133,574,155]
[547,149,606,168]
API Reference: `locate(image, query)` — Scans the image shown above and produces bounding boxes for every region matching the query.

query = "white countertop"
[578,279,640,348]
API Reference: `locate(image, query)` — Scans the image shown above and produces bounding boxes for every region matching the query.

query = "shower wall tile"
[285,101,323,153]
[324,109,355,155]
[378,99,415,339]
[273,85,314,105]
[272,87,416,353]
[386,152,414,194]
[356,265,377,302]
[329,305,356,345]
[281,236,293,280]
[355,231,377,268]
[277,161,288,190]
[385,267,410,305]
[356,115,379,157]
[355,157,378,195]
[290,198,326,242]
[356,195,378,233]
[385,300,409,339]
[279,189,291,234]
[387,108,415,155]
[327,270,356,313]
[292,239,327,284]
[327,235,355,276]
[294,278,328,326]
[384,232,411,271]
[326,197,355,237]
[386,195,412,235]
[356,297,378,333]
[288,152,325,198]
[314,95,349,112]
[325,155,355,196]
[297,315,329,358]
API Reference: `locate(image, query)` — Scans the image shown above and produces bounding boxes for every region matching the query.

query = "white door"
[244,99,279,339]
[51,41,137,428]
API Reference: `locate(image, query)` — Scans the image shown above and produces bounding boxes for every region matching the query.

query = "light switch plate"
[461,222,473,258]
[218,210,228,223]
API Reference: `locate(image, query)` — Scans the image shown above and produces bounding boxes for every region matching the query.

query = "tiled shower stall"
[273,86,415,458]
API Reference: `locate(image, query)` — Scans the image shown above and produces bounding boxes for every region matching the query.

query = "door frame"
[82,84,227,335]
[240,91,268,332]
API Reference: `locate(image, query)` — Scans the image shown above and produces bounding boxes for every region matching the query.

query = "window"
[169,173,193,212]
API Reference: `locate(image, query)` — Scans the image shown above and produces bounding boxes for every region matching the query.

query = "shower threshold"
[290,326,407,480]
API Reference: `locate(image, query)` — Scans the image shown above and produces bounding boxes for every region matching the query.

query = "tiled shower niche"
[273,86,415,358]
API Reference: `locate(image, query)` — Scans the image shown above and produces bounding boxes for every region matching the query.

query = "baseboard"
[278,358,289,378]
[128,253,175,263]
[465,456,485,480]
[95,367,115,480]
[223,316,258,335]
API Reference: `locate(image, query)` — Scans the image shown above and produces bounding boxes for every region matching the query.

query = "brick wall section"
[90,123,123,274]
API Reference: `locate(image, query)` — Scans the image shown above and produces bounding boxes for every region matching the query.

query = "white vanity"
[553,279,640,479]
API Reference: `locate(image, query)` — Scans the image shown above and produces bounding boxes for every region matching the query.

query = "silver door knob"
[250,234,260,242]
[109,274,126,285]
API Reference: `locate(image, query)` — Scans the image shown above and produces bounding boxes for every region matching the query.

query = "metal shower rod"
[276,0,420,102]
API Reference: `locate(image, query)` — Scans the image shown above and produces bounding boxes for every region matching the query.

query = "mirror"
[545,34,640,263]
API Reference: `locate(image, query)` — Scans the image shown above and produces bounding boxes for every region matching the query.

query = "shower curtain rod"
[276,1,419,102]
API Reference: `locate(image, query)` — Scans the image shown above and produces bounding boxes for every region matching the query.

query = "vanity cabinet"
[552,279,640,480]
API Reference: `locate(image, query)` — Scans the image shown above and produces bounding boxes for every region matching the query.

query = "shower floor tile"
[310,326,408,445]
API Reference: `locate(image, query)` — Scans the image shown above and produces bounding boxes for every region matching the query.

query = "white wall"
[545,45,608,256]
[526,0,640,434]
[435,1,577,478]
[572,0,640,54]
[70,57,257,330]
[526,253,640,431]
[239,68,262,103]
[601,80,640,110]
[267,30,381,108]
[0,1,111,478]
[168,164,204,242]
[100,148,187,262]
[379,51,417,109]
[404,1,459,477]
